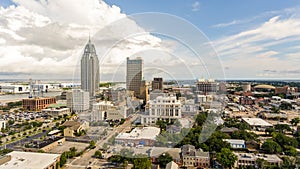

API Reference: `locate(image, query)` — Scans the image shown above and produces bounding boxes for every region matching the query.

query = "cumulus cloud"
[213,10,300,79]
[0,0,174,80]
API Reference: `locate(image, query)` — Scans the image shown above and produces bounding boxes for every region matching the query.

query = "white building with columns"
[142,95,181,125]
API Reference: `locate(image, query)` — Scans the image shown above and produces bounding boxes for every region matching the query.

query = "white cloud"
[0,0,171,80]
[213,13,300,79]
[192,1,200,12]
[212,20,238,28]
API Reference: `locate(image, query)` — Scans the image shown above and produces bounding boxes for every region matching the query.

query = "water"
[0,91,62,103]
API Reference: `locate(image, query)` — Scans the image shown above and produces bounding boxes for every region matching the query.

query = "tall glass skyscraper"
[81,38,99,97]
[126,57,143,97]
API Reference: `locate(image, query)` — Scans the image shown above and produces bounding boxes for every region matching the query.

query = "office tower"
[66,89,90,113]
[126,57,143,97]
[81,38,99,97]
[152,77,163,91]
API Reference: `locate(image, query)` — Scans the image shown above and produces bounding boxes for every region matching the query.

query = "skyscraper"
[152,77,163,91]
[126,57,143,97]
[81,38,99,97]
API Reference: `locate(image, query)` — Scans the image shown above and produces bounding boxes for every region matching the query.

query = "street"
[65,115,139,169]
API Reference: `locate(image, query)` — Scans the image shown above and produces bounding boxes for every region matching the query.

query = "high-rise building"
[66,89,90,113]
[152,77,163,91]
[81,38,99,97]
[126,57,143,97]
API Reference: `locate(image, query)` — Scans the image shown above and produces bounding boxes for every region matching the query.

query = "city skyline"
[0,0,300,80]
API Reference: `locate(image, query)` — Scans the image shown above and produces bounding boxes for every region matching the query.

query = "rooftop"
[223,139,245,145]
[256,154,282,163]
[116,127,160,140]
[0,151,60,169]
[254,84,276,90]
[242,118,273,127]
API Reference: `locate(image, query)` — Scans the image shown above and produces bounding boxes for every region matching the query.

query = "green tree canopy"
[157,153,173,168]
[262,140,282,154]
[290,117,300,126]
[216,148,237,169]
[94,150,102,159]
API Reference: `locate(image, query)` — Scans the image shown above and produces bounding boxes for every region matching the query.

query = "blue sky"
[104,0,300,39]
[0,0,300,80]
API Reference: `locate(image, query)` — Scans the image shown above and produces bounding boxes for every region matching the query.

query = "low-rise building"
[142,95,181,125]
[91,101,114,121]
[223,139,246,149]
[0,151,60,169]
[242,118,273,131]
[22,97,56,111]
[256,154,282,166]
[234,152,256,168]
[41,107,70,117]
[115,127,160,146]
[63,121,89,137]
[234,153,282,168]
[181,144,210,168]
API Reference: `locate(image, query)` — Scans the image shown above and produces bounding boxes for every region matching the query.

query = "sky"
[0,0,300,81]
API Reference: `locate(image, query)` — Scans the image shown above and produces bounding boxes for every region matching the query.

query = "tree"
[89,140,96,149]
[273,133,298,148]
[94,150,102,159]
[262,140,282,154]
[256,158,267,169]
[102,143,109,151]
[157,153,173,168]
[8,120,14,125]
[290,117,300,126]
[206,131,231,152]
[281,156,296,169]
[265,127,275,135]
[119,148,134,158]
[216,148,237,169]
[156,120,168,131]
[108,155,125,164]
[132,154,151,169]
[284,146,297,157]
[280,102,292,110]
[231,130,258,141]
[274,124,291,133]
[69,147,77,158]
[60,152,67,167]
[195,112,207,126]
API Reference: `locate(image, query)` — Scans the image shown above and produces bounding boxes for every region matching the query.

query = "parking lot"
[48,141,89,154]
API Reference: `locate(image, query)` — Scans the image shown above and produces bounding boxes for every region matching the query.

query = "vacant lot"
[49,141,89,154]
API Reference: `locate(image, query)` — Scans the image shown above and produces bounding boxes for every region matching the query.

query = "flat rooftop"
[242,118,273,127]
[0,151,60,169]
[223,139,245,145]
[116,127,160,140]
